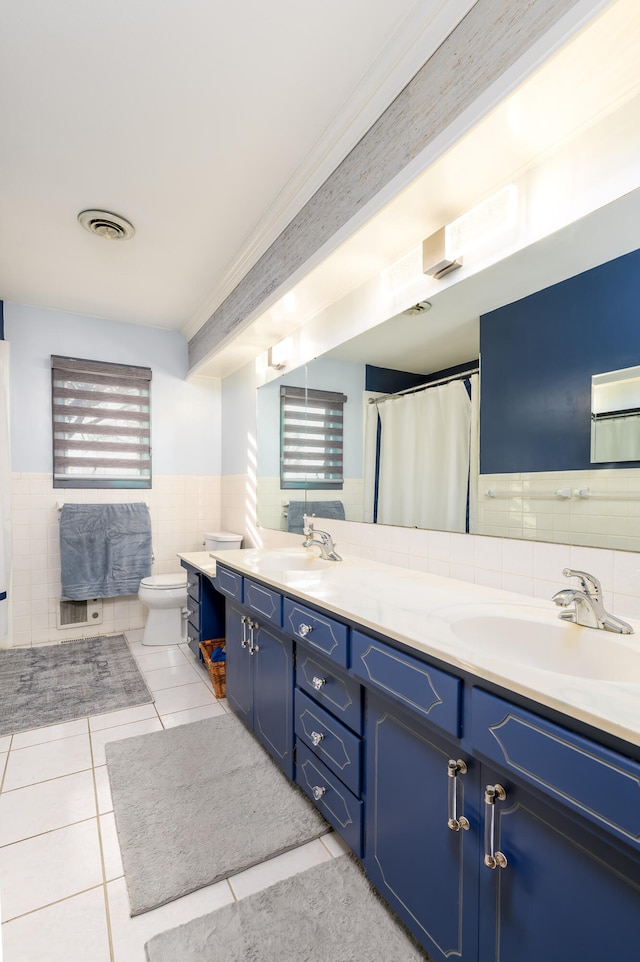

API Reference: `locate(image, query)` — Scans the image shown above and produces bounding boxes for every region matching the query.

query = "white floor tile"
[125,629,145,645]
[1,886,111,962]
[93,765,113,814]
[160,702,226,728]
[2,734,92,792]
[228,837,333,900]
[107,875,234,962]
[0,736,12,753]
[91,718,162,766]
[88,703,158,733]
[99,812,124,880]
[11,718,88,751]
[143,663,200,692]
[152,682,215,716]
[0,752,6,783]
[320,831,351,858]
[0,770,96,846]
[132,648,187,671]
[0,819,103,920]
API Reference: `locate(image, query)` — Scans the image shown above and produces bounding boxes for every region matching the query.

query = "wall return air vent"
[57,598,104,629]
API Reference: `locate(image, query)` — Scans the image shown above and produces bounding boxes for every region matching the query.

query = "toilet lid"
[140,573,188,589]
[204,531,242,541]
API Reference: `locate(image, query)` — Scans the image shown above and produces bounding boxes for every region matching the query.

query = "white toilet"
[203,530,243,552]
[138,531,243,647]
[138,572,189,647]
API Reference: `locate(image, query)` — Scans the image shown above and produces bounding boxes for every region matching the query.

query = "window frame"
[51,355,152,489]
[280,384,347,490]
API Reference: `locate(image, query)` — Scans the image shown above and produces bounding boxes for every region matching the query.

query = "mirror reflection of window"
[591,365,640,463]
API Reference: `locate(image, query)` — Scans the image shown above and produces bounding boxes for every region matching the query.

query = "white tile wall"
[7,473,222,648]
[477,468,640,550]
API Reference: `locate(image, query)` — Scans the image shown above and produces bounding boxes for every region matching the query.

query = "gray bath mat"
[0,634,153,737]
[144,855,430,961]
[106,712,329,916]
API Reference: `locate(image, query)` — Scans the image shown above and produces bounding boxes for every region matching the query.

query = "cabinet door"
[225,604,253,725]
[365,692,479,961]
[478,765,640,962]
[252,622,294,778]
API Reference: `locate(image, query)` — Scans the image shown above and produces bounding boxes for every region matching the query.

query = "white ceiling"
[0,0,476,334]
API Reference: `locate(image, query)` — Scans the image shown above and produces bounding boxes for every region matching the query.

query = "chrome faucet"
[302,516,342,562]
[551,568,633,634]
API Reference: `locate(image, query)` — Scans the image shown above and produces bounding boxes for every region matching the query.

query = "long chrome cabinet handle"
[240,614,250,649]
[447,759,470,831]
[249,620,259,655]
[484,784,508,869]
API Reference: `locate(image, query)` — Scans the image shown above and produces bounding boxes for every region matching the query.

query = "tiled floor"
[0,630,348,961]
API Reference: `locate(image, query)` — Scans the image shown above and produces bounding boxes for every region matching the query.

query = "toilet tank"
[204,531,243,551]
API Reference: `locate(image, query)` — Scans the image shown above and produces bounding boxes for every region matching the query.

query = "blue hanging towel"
[60,502,152,600]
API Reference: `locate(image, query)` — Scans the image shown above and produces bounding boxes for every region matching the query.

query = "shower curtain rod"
[368,364,479,404]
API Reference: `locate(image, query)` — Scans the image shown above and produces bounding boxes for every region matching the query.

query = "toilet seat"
[140,573,188,590]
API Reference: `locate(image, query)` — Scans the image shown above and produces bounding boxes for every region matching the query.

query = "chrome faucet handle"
[562,568,602,599]
[303,514,314,537]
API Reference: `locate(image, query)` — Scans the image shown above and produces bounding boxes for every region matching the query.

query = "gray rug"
[106,712,329,916]
[144,855,430,961]
[0,634,153,737]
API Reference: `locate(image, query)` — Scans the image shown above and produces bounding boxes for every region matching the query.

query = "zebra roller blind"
[51,355,152,488]
[280,385,346,489]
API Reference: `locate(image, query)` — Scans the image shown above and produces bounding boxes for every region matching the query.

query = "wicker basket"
[199,638,226,698]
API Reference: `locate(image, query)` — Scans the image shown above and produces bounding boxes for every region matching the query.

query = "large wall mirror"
[257,187,640,553]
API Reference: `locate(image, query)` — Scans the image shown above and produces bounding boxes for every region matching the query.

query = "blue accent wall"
[366,359,477,394]
[480,247,640,474]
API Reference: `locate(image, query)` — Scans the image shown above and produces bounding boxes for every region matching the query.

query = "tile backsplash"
[9,473,222,647]
[10,470,640,648]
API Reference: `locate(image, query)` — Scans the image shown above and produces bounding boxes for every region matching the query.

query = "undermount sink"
[437,604,640,683]
[250,549,332,572]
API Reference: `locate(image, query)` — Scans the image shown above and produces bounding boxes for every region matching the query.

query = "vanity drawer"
[284,599,349,666]
[296,741,363,856]
[295,688,361,795]
[186,575,200,603]
[471,688,640,847]
[296,648,362,735]
[214,565,243,602]
[352,632,461,738]
[186,596,200,630]
[244,578,282,627]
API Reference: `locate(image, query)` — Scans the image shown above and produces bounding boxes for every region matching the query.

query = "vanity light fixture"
[422,227,462,279]
[77,209,135,240]
[268,337,292,370]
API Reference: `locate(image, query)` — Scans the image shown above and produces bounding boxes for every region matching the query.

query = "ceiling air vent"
[77,209,135,240]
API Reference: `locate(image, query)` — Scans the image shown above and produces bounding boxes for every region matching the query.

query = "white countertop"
[181,547,640,749]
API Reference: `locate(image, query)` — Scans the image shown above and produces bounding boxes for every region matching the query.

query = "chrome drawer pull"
[312,785,326,801]
[298,623,313,637]
[447,758,470,831]
[311,676,326,691]
[310,731,325,747]
[240,614,249,649]
[484,784,508,869]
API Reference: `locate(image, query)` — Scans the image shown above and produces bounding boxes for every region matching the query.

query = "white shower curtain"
[0,341,10,644]
[375,378,473,532]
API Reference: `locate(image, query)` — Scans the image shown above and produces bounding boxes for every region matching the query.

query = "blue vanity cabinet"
[471,688,640,962]
[225,599,294,779]
[180,561,225,658]
[362,687,479,961]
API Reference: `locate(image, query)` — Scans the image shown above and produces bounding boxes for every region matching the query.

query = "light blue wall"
[221,361,258,476]
[5,303,221,475]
